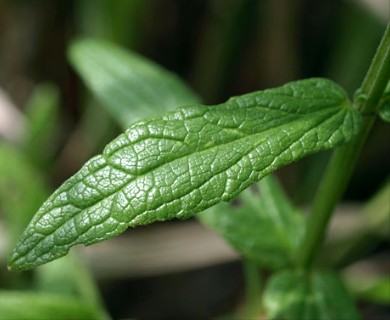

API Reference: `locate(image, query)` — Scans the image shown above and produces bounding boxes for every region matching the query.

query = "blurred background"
[0,0,389,319]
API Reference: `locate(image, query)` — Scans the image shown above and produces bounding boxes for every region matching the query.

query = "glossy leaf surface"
[69,38,200,128]
[0,291,101,320]
[199,175,305,269]
[9,78,361,270]
[263,270,361,320]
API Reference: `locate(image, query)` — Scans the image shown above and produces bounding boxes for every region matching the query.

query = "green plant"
[4,16,390,320]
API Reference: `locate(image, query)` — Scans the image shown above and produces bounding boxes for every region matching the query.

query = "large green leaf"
[263,270,361,320]
[68,38,200,128]
[8,78,361,270]
[0,291,101,320]
[199,175,305,269]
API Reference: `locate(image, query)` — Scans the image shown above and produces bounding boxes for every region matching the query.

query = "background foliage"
[0,0,388,319]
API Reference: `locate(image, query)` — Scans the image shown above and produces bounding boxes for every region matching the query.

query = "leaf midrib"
[76,106,342,213]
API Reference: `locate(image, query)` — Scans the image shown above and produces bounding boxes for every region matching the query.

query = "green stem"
[299,23,390,269]
[243,260,262,318]
[355,23,390,114]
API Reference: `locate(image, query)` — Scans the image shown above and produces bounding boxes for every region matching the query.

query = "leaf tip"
[7,251,21,272]
[6,257,18,272]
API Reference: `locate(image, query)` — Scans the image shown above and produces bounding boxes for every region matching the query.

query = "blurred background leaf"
[0,0,388,319]
[68,38,200,129]
[76,0,151,48]
[320,180,390,268]
[23,83,60,169]
[34,252,109,320]
[263,270,361,320]
[0,291,101,320]
[199,175,305,270]
[344,273,390,306]
[0,143,47,245]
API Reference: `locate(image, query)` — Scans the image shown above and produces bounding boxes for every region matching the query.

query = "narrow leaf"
[0,143,48,244]
[199,175,305,269]
[8,78,361,270]
[0,291,101,320]
[24,83,60,167]
[263,270,361,320]
[343,272,390,305]
[68,38,200,128]
[35,252,109,320]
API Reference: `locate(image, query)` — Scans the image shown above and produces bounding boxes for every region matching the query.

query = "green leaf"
[8,78,361,270]
[24,83,60,167]
[263,270,361,320]
[199,175,305,269]
[0,291,101,320]
[379,93,390,122]
[361,277,390,305]
[0,143,48,244]
[35,251,109,320]
[68,38,200,128]
[344,272,390,305]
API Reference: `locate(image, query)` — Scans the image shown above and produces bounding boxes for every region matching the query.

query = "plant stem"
[243,260,262,318]
[355,23,390,114]
[299,23,390,269]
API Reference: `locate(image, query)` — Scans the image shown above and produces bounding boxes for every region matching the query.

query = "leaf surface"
[24,83,60,167]
[199,175,305,269]
[0,291,101,320]
[263,270,361,320]
[8,78,361,270]
[69,38,200,128]
[0,143,48,244]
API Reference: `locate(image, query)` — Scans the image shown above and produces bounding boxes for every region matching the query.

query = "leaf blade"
[263,270,361,320]
[199,175,305,269]
[9,78,361,270]
[0,143,48,244]
[68,38,200,128]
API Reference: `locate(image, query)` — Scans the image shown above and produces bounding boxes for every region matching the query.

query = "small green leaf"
[263,270,361,320]
[35,252,109,320]
[344,272,390,305]
[0,143,48,243]
[68,38,200,128]
[0,291,101,320]
[8,78,361,270]
[378,93,390,122]
[24,83,60,167]
[199,175,305,269]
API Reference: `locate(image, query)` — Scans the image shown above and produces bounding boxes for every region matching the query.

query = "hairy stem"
[299,23,390,269]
